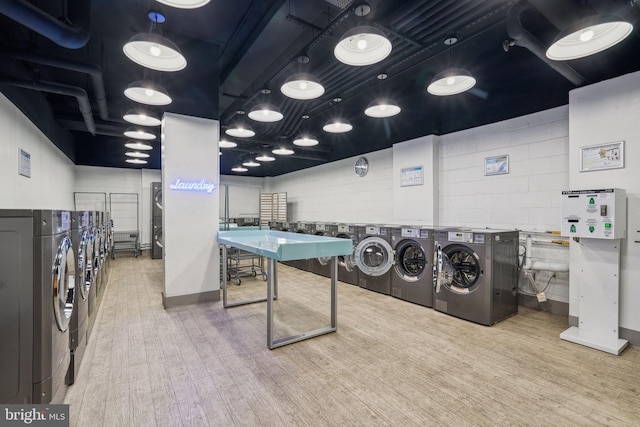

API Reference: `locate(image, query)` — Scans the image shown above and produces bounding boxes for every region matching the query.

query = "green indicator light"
[589,198,595,204]
[570,225,576,233]
[588,226,595,232]
[605,223,611,228]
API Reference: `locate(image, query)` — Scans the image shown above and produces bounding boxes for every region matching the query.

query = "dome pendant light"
[281,74,325,100]
[293,136,319,146]
[248,104,284,122]
[123,10,187,72]
[322,120,352,134]
[123,110,161,126]
[546,16,633,60]
[156,0,210,9]
[124,80,172,105]
[219,138,237,148]
[364,100,401,118]
[225,124,255,138]
[124,127,156,140]
[125,141,153,150]
[255,153,276,162]
[126,158,148,165]
[334,3,392,66]
[231,166,248,172]
[272,146,295,155]
[427,35,476,96]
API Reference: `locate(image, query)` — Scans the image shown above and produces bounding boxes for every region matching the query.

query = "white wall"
[268,148,394,223]
[569,71,640,334]
[219,175,265,220]
[0,93,75,210]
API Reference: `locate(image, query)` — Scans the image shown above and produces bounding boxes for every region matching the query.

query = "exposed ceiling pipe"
[0,77,95,134]
[526,0,579,30]
[0,0,91,49]
[506,0,586,86]
[0,49,110,121]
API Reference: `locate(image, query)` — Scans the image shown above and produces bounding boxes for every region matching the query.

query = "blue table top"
[219,224,270,231]
[217,230,353,261]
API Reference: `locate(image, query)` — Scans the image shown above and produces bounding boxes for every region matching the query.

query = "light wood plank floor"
[64,256,640,426]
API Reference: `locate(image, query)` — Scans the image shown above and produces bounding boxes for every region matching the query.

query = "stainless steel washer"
[391,226,434,307]
[355,225,394,294]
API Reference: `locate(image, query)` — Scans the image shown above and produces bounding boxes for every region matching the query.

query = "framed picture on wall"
[579,141,624,172]
[484,155,509,176]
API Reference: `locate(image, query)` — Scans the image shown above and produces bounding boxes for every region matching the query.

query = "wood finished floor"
[64,257,640,427]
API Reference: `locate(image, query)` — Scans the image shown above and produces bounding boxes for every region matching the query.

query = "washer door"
[154,227,163,248]
[436,243,482,294]
[394,239,427,282]
[355,236,394,277]
[77,230,92,301]
[315,231,331,266]
[155,189,163,210]
[53,236,75,331]
[335,233,356,272]
[92,227,102,273]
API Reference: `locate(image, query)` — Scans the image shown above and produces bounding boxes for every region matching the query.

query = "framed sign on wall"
[484,155,509,176]
[579,141,624,172]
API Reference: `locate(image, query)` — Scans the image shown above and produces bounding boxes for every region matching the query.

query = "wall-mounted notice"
[18,148,31,178]
[484,155,509,176]
[400,166,424,187]
[580,141,624,172]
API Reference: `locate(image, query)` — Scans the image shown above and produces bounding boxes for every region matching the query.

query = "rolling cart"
[109,193,140,258]
[226,247,267,285]
[112,231,140,258]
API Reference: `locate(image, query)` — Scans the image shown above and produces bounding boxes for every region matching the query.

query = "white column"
[161,113,219,307]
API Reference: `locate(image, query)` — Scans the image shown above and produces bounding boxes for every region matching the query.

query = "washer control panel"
[561,188,626,239]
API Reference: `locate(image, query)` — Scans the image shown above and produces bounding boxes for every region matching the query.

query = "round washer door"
[394,239,427,282]
[92,227,102,273]
[439,244,482,294]
[355,236,394,277]
[335,233,356,272]
[53,236,75,331]
[155,189,163,210]
[77,230,91,301]
[154,227,163,248]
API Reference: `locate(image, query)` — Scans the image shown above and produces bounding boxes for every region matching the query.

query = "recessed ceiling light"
[293,136,319,146]
[231,166,248,172]
[272,147,294,155]
[225,125,255,138]
[123,32,187,72]
[123,110,161,126]
[427,69,476,96]
[124,81,172,105]
[256,153,276,161]
[155,0,210,9]
[364,100,401,118]
[219,139,237,148]
[322,120,352,133]
[126,158,148,165]
[125,151,150,158]
[248,105,284,122]
[281,74,325,100]
[242,160,261,167]
[125,141,153,150]
[124,127,156,140]
[334,26,392,66]
[546,16,633,60]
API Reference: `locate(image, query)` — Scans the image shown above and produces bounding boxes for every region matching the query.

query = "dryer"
[433,229,519,325]
[152,222,163,259]
[66,211,94,385]
[334,224,359,286]
[355,225,394,294]
[0,210,75,404]
[152,181,163,218]
[391,226,434,307]
[309,222,335,278]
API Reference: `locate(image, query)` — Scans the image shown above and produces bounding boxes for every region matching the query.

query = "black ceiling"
[1,0,639,177]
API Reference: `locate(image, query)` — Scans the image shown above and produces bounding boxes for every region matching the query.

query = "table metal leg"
[221,244,271,308]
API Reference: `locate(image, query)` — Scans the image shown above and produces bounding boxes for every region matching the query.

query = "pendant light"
[334,3,392,66]
[125,141,153,150]
[125,151,150,159]
[427,35,476,96]
[156,0,210,9]
[272,146,295,155]
[126,158,148,165]
[124,127,156,140]
[123,10,187,72]
[546,16,633,61]
[293,136,319,146]
[256,153,276,162]
[281,74,325,100]
[231,166,248,172]
[322,119,352,134]
[248,104,284,122]
[225,124,255,138]
[124,80,172,105]
[219,138,237,148]
[123,110,161,126]
[242,159,261,167]
[364,100,401,118]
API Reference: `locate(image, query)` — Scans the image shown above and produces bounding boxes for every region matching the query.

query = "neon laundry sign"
[169,178,217,193]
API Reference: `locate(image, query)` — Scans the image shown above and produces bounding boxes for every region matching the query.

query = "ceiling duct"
[0,0,91,49]
[0,77,96,134]
[1,49,110,120]
[506,0,585,86]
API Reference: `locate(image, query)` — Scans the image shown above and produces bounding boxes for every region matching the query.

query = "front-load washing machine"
[335,224,359,285]
[87,211,102,337]
[286,221,313,271]
[355,225,394,294]
[102,211,112,284]
[66,211,94,385]
[0,210,75,404]
[310,222,335,278]
[152,222,163,259]
[391,226,434,307]
[433,229,519,325]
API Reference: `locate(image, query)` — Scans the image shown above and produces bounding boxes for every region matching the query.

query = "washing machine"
[94,211,106,302]
[433,229,519,325]
[284,222,313,271]
[152,181,163,218]
[86,211,99,340]
[335,223,359,286]
[390,226,434,307]
[0,210,75,404]
[66,211,94,385]
[309,222,335,278]
[152,222,163,259]
[151,182,163,259]
[102,211,112,284]
[355,225,394,294]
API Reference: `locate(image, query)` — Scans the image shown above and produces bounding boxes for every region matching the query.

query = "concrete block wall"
[0,92,75,210]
